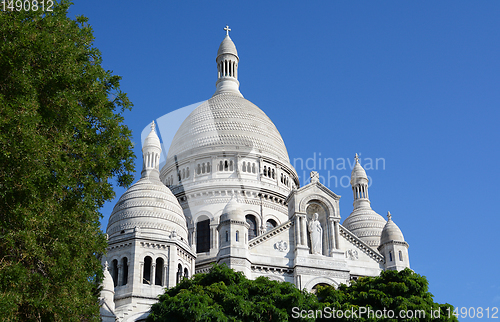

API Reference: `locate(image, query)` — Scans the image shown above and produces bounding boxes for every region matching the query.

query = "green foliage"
[0,1,134,321]
[148,266,457,322]
[316,268,458,322]
[147,264,321,322]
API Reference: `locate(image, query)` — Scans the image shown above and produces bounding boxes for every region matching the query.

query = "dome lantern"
[214,26,242,97]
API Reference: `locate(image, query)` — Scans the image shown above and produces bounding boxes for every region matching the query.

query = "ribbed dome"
[106,175,188,241]
[143,122,161,150]
[101,262,115,293]
[350,154,368,185]
[343,208,387,248]
[380,213,405,245]
[220,196,244,222]
[217,35,238,58]
[166,93,290,163]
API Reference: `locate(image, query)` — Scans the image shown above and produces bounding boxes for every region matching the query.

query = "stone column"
[328,217,336,255]
[300,215,307,246]
[162,263,168,287]
[117,264,123,286]
[294,215,301,246]
[151,263,156,286]
[139,261,144,285]
[334,221,340,250]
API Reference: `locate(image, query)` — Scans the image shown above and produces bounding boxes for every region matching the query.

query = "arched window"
[176,264,182,284]
[272,169,275,179]
[196,219,210,253]
[143,256,152,284]
[207,162,211,173]
[219,160,223,171]
[236,230,239,242]
[268,167,271,177]
[399,250,403,261]
[121,257,128,286]
[246,215,257,240]
[266,219,277,232]
[225,231,229,242]
[252,163,256,173]
[247,163,251,172]
[184,268,189,279]
[224,160,228,171]
[197,164,201,174]
[242,161,246,172]
[186,167,190,178]
[155,258,164,286]
[229,160,234,171]
[202,163,206,173]
[263,166,267,176]
[111,259,118,287]
[389,251,393,262]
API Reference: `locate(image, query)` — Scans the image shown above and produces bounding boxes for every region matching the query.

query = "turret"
[214,26,243,97]
[378,212,410,271]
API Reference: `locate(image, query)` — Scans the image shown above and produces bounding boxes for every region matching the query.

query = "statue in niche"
[308,213,323,255]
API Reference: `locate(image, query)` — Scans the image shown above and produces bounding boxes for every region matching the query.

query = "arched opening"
[224,160,228,171]
[155,258,164,286]
[121,257,128,286]
[399,250,403,261]
[207,162,211,173]
[225,231,229,242]
[242,161,246,172]
[202,163,206,173]
[197,164,201,174]
[311,283,330,294]
[111,259,118,287]
[184,268,189,279]
[236,230,239,242]
[196,219,210,253]
[252,163,256,173]
[176,264,183,284]
[229,160,234,171]
[266,219,277,232]
[389,251,393,262]
[246,215,257,240]
[143,256,152,284]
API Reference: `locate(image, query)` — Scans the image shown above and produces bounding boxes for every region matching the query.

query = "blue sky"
[69,1,500,319]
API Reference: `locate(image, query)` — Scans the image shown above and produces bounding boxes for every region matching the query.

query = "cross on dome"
[224,25,231,36]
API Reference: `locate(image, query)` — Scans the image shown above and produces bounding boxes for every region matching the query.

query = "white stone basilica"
[100,27,410,321]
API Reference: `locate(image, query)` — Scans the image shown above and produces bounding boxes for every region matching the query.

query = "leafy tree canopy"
[0,1,134,321]
[148,265,457,322]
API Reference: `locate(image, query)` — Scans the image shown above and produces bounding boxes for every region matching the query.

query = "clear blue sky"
[69,1,500,319]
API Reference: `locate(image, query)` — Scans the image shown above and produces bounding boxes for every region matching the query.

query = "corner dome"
[166,93,290,163]
[143,122,161,150]
[217,35,238,58]
[380,212,405,245]
[101,262,115,293]
[220,196,244,222]
[106,175,188,242]
[342,208,387,248]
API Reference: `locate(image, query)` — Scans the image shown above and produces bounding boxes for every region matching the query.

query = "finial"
[387,211,392,221]
[355,153,359,163]
[224,25,231,36]
[150,120,156,132]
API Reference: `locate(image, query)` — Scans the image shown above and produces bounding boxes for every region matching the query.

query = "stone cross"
[224,25,231,36]
[310,171,319,183]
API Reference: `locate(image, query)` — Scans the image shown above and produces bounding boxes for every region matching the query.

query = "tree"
[147,264,321,322]
[148,265,457,322]
[0,1,134,321]
[315,268,458,322]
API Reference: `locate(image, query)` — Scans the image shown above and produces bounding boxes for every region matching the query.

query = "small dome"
[101,262,115,293]
[220,196,244,222]
[143,121,161,150]
[217,35,238,58]
[342,208,387,248]
[350,153,368,185]
[380,212,405,245]
[106,175,188,241]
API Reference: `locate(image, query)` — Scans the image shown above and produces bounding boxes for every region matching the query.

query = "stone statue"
[308,213,323,255]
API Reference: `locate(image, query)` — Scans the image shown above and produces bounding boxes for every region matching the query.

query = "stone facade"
[100,28,410,321]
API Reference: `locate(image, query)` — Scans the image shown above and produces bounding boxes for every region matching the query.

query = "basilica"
[100,27,410,322]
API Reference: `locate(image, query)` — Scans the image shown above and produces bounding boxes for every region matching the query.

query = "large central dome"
[166,92,290,163]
